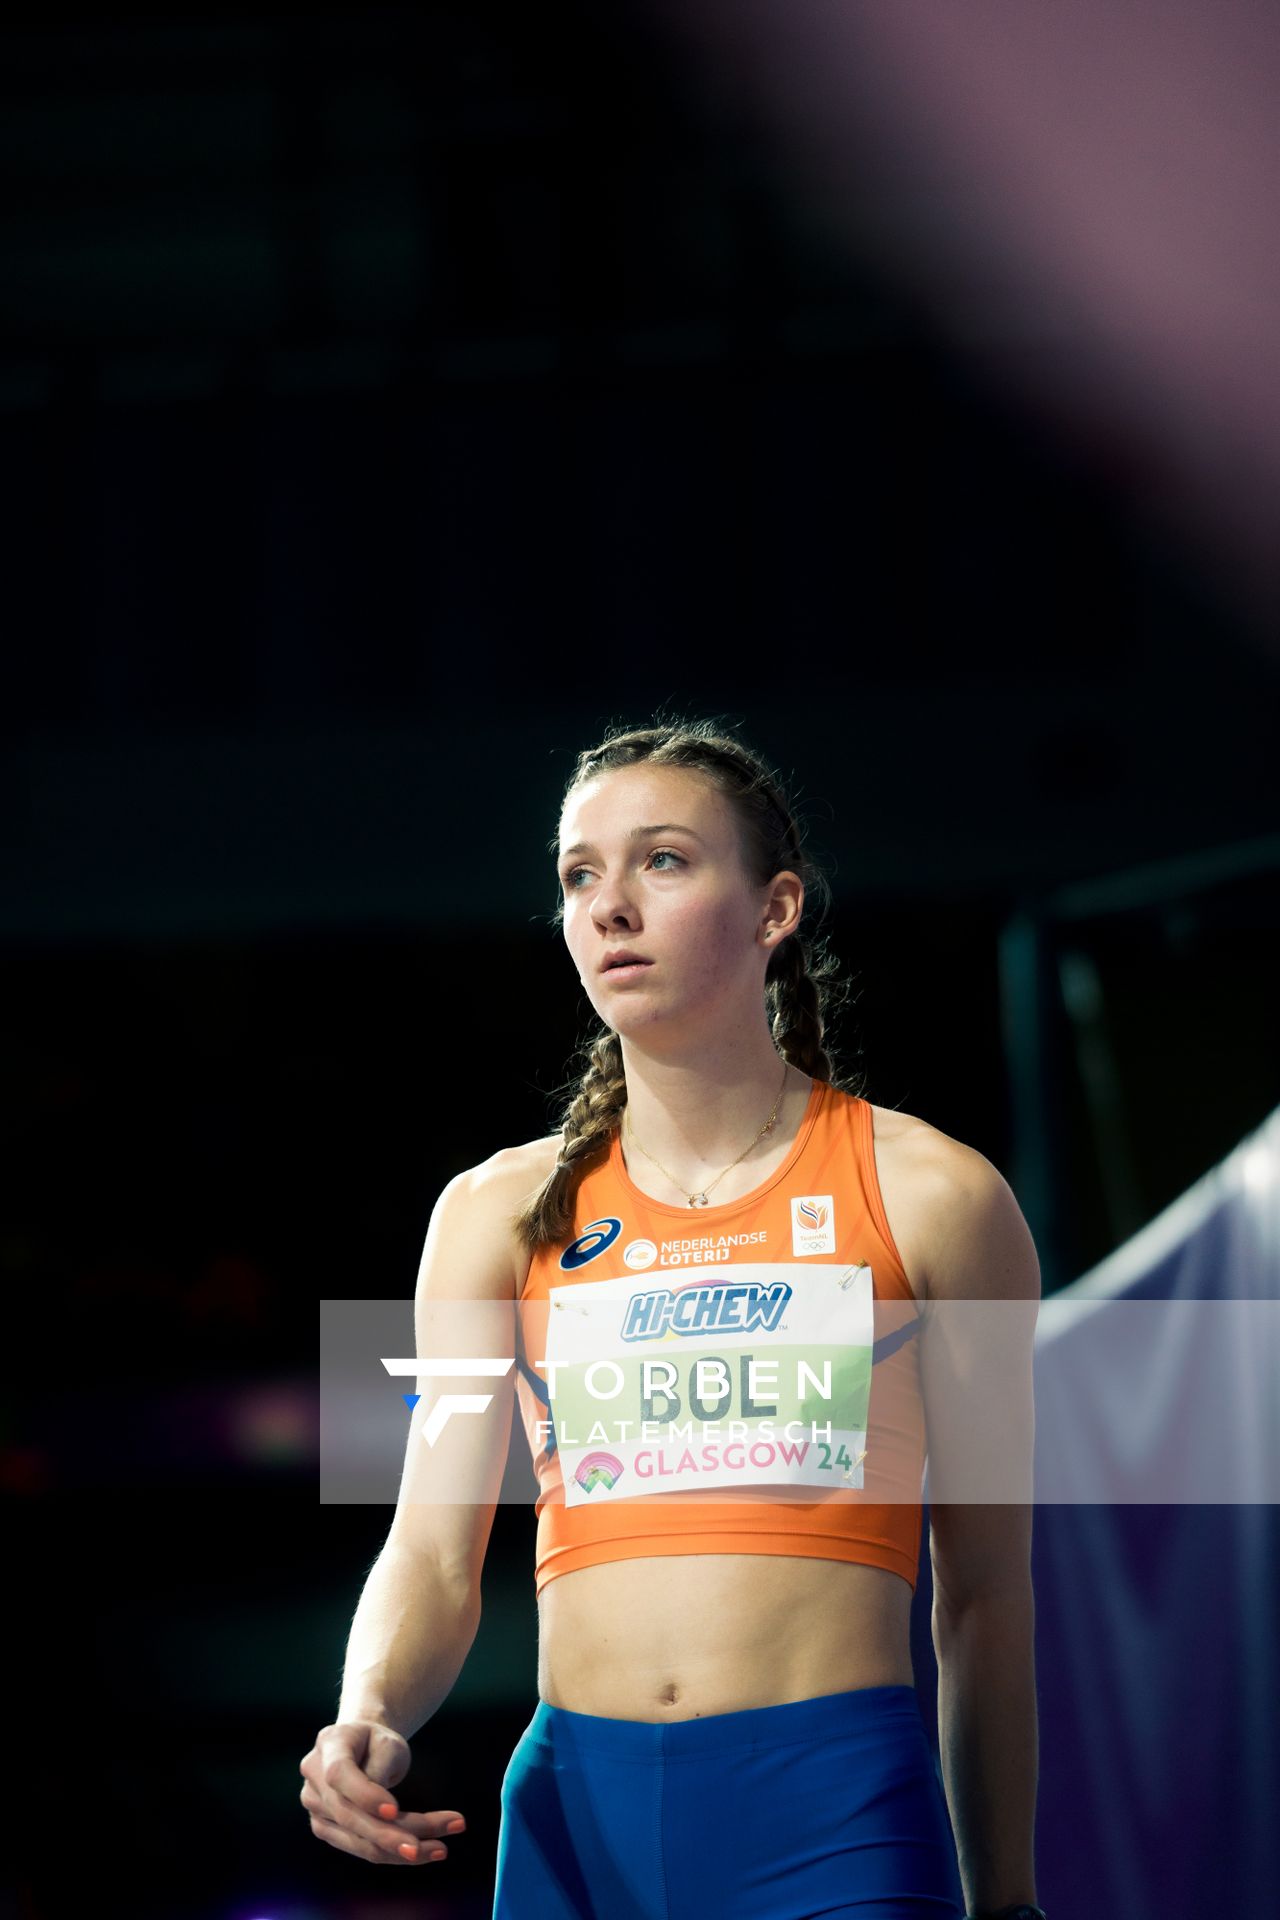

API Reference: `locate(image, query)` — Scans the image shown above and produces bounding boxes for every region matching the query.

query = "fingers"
[299,1724,466,1865]
[321,1749,400,1819]
[320,1752,413,1857]
[306,1806,453,1865]
[372,1799,469,1861]
[299,1775,466,1864]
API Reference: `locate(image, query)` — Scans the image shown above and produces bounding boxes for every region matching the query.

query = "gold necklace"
[623,1060,791,1207]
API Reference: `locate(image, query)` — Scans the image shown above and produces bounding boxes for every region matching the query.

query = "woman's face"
[556,765,786,1042]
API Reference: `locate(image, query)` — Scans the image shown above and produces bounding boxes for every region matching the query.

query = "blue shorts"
[493,1683,965,1919]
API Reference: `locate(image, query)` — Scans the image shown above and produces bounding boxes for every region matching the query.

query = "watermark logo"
[381,1355,514,1445]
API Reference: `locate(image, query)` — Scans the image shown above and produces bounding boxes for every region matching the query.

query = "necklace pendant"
[688,1192,709,1207]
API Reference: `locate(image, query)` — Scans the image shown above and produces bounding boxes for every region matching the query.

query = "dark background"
[4,4,1277,1917]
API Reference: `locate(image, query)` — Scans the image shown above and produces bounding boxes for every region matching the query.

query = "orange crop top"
[514,1078,929,1598]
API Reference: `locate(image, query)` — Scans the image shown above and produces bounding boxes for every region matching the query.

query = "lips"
[601,952,652,973]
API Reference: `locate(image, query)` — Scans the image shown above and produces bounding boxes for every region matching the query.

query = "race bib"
[541,1261,875,1507]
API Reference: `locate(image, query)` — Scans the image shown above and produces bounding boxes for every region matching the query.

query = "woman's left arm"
[915,1140,1043,1918]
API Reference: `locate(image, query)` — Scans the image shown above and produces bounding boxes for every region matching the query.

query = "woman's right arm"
[299,1144,544,1869]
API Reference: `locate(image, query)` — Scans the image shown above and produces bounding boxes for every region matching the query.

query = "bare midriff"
[536,1551,916,1721]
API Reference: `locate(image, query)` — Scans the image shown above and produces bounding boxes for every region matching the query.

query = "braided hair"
[512,716,865,1253]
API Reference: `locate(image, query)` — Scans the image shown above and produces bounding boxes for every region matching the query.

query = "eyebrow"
[557,823,707,860]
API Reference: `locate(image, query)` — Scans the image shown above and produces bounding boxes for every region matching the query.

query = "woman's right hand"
[299,1719,467,1865]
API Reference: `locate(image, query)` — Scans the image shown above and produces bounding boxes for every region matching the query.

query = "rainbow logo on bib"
[573,1451,625,1494]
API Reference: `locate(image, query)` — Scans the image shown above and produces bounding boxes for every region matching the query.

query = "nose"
[591,870,641,930]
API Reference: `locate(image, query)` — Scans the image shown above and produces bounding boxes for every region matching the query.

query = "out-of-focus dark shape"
[655,0,1280,649]
[185,1251,270,1330]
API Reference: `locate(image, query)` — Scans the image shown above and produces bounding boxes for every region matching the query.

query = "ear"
[760,868,804,946]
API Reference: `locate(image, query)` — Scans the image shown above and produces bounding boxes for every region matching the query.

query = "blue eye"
[560,849,686,890]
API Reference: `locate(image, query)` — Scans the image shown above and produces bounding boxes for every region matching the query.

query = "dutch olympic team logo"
[791,1193,836,1254]
[559,1216,623,1270]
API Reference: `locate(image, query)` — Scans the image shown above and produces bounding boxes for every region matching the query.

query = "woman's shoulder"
[456,1133,564,1214]
[427,1136,565,1300]
[485,1131,565,1184]
[863,1097,993,1180]
[864,1100,1037,1308]
[860,1101,1008,1305]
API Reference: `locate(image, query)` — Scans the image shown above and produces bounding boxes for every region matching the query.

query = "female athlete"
[300,716,1044,1920]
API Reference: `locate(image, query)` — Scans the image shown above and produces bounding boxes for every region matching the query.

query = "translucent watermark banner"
[319,1291,1280,1507]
